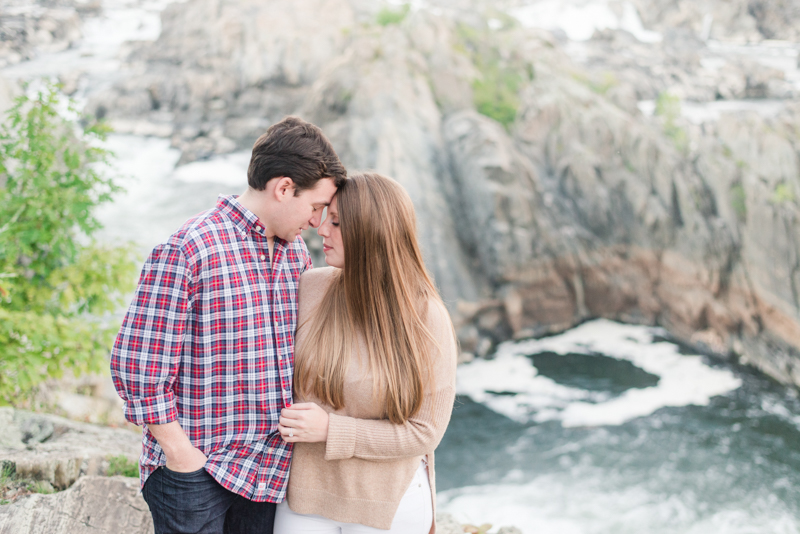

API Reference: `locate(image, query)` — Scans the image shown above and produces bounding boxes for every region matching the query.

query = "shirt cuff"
[123,391,178,426]
[324,413,357,461]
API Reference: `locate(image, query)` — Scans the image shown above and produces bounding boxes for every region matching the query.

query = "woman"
[273,172,458,534]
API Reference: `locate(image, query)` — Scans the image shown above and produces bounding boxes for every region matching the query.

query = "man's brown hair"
[247,116,346,193]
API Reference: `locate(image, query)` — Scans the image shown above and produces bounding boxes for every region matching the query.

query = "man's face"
[275,177,338,243]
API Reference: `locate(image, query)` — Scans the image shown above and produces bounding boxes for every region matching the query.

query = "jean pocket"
[164,466,206,476]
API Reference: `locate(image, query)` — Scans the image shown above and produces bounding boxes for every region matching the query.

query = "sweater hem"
[288,486,399,530]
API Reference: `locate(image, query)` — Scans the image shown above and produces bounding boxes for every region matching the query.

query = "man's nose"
[309,212,322,228]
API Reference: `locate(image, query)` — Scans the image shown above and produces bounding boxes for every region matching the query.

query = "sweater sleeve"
[324,300,457,462]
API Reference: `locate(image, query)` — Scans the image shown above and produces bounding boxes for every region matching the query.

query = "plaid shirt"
[110,195,311,502]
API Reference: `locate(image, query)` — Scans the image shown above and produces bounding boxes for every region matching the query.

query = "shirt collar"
[216,195,268,238]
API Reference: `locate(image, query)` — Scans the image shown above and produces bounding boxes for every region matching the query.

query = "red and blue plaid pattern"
[110,195,311,502]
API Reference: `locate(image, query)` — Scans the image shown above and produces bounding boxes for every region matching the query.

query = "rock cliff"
[0,476,152,534]
[0,0,88,68]
[0,408,140,493]
[77,0,800,387]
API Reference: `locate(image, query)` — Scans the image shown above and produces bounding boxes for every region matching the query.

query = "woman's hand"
[278,402,329,443]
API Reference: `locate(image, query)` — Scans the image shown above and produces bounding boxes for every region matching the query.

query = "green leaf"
[0,81,137,405]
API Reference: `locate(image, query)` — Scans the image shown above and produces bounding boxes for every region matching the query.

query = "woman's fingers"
[277,423,297,442]
[279,415,306,429]
[286,402,317,410]
[280,407,305,420]
[278,404,328,443]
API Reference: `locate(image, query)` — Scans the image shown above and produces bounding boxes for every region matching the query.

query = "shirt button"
[277,354,282,360]
[255,225,262,231]
[268,448,273,454]
[260,254,266,261]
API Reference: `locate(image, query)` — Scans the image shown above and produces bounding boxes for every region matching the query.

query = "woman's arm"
[278,386,455,461]
[325,386,456,461]
[279,299,457,461]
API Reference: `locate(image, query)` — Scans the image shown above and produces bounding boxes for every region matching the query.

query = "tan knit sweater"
[286,267,457,532]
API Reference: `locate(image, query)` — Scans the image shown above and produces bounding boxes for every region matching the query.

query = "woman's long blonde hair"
[294,172,448,424]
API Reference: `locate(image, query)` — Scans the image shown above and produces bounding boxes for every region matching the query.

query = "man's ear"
[273,177,296,202]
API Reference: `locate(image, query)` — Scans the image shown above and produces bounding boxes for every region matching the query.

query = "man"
[111,116,347,534]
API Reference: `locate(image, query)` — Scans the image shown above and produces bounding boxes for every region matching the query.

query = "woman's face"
[317,195,344,268]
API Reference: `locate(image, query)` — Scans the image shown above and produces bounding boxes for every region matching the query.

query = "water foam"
[172,151,251,187]
[94,134,182,248]
[510,1,662,43]
[456,320,742,427]
[1,0,187,82]
[438,473,799,534]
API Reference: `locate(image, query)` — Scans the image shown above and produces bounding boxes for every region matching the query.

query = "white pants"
[274,460,432,534]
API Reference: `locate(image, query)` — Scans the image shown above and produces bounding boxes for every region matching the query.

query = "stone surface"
[436,512,465,534]
[436,513,522,534]
[42,0,800,386]
[0,408,141,490]
[0,476,152,534]
[632,0,800,42]
[0,0,87,68]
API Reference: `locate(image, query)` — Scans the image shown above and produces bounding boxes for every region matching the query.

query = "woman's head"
[297,172,449,424]
[318,172,425,278]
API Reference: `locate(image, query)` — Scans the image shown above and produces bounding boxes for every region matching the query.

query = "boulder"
[0,408,140,491]
[0,0,84,68]
[73,0,800,386]
[0,476,152,534]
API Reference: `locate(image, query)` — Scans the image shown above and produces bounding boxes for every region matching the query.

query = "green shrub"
[0,83,136,405]
[27,481,55,494]
[107,455,139,478]
[456,22,528,128]
[376,4,409,26]
[473,63,522,127]
[730,183,747,222]
[572,71,617,95]
[655,92,688,152]
[772,182,796,204]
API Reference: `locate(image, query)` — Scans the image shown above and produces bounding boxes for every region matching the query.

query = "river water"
[3,1,800,533]
[437,321,800,533]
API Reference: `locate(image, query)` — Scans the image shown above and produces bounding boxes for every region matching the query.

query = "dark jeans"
[142,466,276,534]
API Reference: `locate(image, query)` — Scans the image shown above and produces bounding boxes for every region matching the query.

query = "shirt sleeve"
[323,301,457,461]
[110,243,192,426]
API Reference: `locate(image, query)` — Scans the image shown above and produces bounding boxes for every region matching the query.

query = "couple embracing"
[110,116,457,534]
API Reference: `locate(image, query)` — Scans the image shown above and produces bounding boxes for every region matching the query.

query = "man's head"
[246,116,346,242]
[248,116,346,193]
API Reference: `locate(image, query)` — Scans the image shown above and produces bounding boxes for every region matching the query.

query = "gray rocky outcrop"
[0,0,89,68]
[0,408,140,491]
[631,0,800,42]
[0,476,152,534]
[86,0,358,162]
[575,27,797,103]
[77,0,800,387]
[435,513,521,534]
[0,489,510,534]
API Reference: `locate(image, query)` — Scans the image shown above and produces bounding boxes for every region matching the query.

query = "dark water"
[436,339,800,533]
